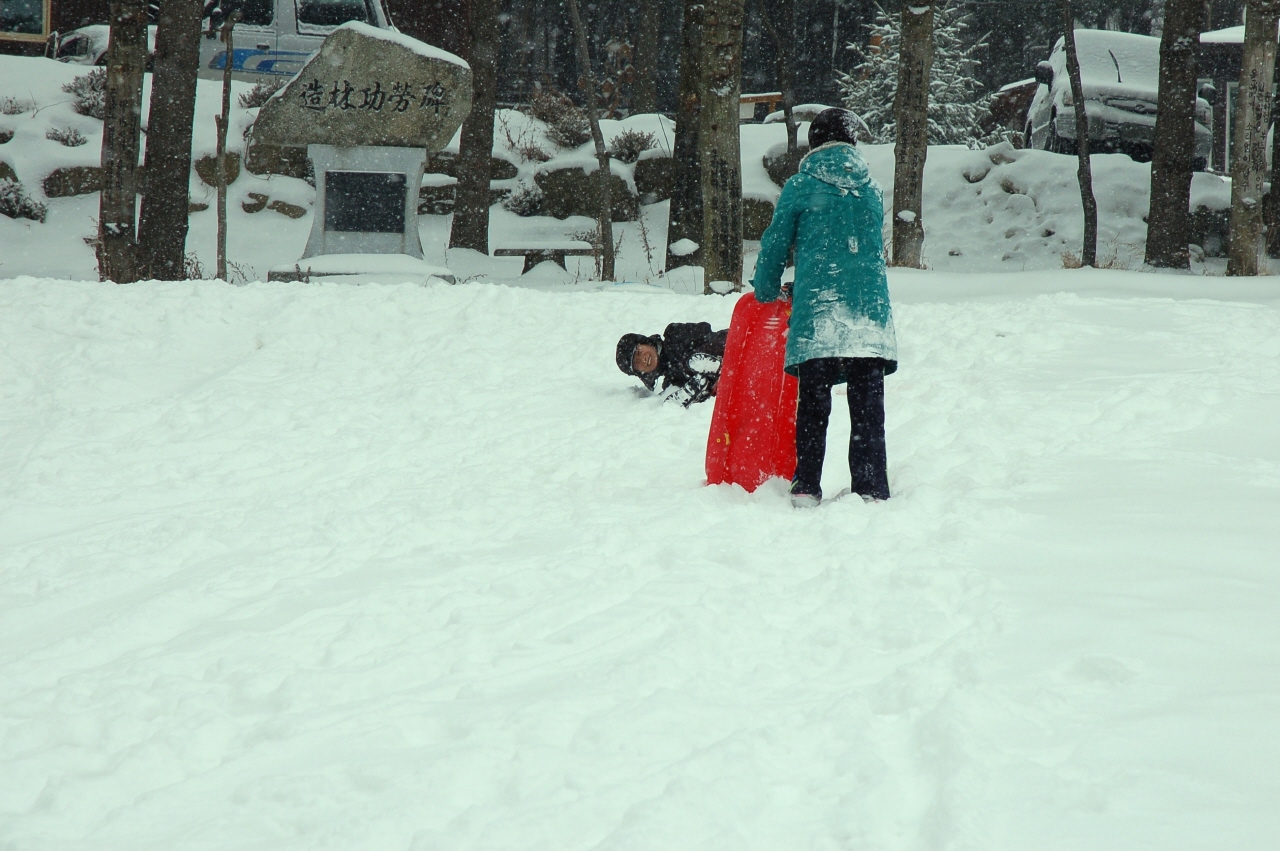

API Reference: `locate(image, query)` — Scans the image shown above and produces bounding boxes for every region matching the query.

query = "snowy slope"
[2,271,1279,849]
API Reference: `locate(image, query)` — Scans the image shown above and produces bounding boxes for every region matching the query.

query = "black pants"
[793,357,889,500]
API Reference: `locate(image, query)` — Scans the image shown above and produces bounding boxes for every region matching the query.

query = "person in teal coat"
[751,108,896,507]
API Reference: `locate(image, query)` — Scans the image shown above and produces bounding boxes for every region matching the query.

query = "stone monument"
[254,22,472,284]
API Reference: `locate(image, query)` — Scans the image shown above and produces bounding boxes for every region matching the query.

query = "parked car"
[980,77,1037,142]
[1026,29,1213,170]
[46,24,156,68]
[46,0,395,83]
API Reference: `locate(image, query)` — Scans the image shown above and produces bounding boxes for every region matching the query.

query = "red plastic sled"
[705,293,799,491]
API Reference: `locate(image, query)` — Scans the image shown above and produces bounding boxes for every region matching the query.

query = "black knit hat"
[808,107,863,149]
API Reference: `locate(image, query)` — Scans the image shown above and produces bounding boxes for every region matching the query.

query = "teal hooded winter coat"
[751,142,897,375]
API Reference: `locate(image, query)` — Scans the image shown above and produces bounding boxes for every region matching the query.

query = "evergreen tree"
[839,1,990,146]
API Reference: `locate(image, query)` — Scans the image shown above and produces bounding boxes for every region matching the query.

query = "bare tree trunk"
[667,0,704,271]
[759,0,798,157]
[1145,0,1206,269]
[633,0,660,114]
[137,0,202,280]
[1063,1,1098,267]
[1228,0,1280,275]
[891,1,932,269]
[1266,62,1280,257]
[97,0,147,283]
[565,0,616,281]
[215,13,239,282]
[698,0,745,292]
[449,0,499,254]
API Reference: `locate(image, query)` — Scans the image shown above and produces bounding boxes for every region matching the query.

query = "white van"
[196,0,396,82]
[49,0,395,83]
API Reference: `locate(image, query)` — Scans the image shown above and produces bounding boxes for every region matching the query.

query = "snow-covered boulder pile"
[894,142,1232,269]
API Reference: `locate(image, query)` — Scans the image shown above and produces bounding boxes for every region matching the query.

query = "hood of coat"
[799,142,873,192]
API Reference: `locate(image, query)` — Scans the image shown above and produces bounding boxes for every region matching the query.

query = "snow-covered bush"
[497,113,552,163]
[0,178,48,223]
[46,127,88,147]
[1,96,34,115]
[529,89,590,149]
[0,128,13,144]
[502,181,544,217]
[609,128,656,164]
[238,79,285,109]
[839,2,989,146]
[63,69,106,120]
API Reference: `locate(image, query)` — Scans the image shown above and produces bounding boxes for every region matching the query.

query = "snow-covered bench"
[493,240,594,274]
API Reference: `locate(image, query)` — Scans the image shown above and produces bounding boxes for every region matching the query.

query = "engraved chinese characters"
[294,80,450,115]
[252,23,471,150]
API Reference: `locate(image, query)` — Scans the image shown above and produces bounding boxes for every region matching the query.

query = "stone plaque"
[303,144,428,259]
[252,21,472,150]
[324,171,407,233]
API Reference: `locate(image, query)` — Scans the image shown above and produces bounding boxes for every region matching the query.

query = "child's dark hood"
[616,332,662,389]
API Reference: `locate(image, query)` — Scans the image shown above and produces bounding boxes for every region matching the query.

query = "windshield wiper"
[1108,49,1122,83]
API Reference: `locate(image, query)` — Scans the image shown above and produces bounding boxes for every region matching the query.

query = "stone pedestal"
[249,22,472,283]
[304,144,428,260]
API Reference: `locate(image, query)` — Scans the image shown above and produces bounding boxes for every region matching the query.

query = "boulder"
[634,155,674,204]
[1189,205,1229,258]
[252,22,471,151]
[242,192,269,213]
[42,165,101,197]
[417,182,510,216]
[246,143,311,179]
[535,165,638,221]
[422,151,517,180]
[743,197,775,241]
[764,144,809,187]
[194,152,241,188]
[267,199,308,218]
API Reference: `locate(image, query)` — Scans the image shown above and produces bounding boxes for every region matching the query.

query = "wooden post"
[97,0,147,283]
[698,0,746,292]
[1228,0,1280,276]
[1062,0,1098,268]
[891,1,932,269]
[215,12,240,282]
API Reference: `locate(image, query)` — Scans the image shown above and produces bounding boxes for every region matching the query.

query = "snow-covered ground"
[2,270,1279,849]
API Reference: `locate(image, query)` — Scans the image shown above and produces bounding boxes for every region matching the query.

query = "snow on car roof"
[1055,29,1159,89]
[1199,23,1280,44]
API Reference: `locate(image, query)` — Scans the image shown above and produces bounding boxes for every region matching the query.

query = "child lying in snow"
[616,323,729,407]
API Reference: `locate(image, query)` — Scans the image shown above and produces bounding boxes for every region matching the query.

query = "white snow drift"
[2,271,1279,849]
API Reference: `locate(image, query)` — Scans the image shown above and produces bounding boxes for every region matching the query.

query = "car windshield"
[55,35,91,59]
[296,0,372,28]
[1071,31,1159,91]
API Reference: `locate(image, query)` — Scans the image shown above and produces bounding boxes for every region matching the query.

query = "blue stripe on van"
[209,49,312,74]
